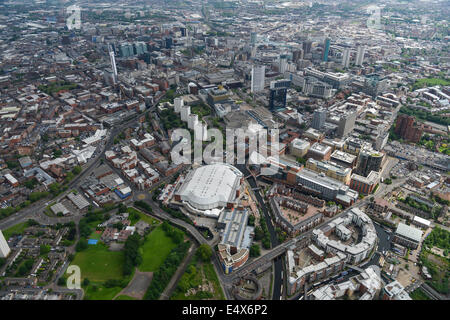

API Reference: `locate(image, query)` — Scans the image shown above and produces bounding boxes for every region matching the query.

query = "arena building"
[174,163,244,217]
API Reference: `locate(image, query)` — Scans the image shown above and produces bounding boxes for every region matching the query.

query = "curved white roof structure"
[176,163,243,212]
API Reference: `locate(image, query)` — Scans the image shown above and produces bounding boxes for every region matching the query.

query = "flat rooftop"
[395,223,423,243]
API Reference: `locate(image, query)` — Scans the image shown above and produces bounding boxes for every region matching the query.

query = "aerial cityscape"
[0,0,449,305]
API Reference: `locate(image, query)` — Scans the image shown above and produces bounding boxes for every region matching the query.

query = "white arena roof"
[176,163,243,211]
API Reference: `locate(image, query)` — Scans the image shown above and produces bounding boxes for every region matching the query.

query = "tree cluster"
[123,233,142,276]
[144,241,191,300]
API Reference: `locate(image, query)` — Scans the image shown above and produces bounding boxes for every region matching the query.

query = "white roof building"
[82,129,107,146]
[4,173,18,186]
[175,163,243,214]
[384,280,412,300]
[50,203,70,215]
[412,216,431,228]
[395,223,423,243]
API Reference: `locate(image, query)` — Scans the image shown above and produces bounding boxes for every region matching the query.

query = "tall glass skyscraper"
[269,79,291,112]
[323,38,331,62]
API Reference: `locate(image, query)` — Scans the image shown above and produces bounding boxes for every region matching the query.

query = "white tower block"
[194,122,208,141]
[188,113,199,129]
[0,230,11,258]
[174,97,184,113]
[181,105,191,122]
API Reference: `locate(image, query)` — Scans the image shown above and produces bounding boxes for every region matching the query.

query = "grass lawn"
[87,218,104,230]
[410,288,431,300]
[414,78,450,88]
[68,243,125,282]
[128,207,160,226]
[88,231,102,240]
[84,282,123,300]
[139,225,176,272]
[2,222,29,240]
[115,295,137,300]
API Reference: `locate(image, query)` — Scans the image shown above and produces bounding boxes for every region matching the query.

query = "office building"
[303,128,325,142]
[356,46,365,66]
[188,82,199,95]
[303,40,312,54]
[312,109,327,130]
[307,143,332,161]
[343,137,372,156]
[362,74,389,98]
[279,55,288,73]
[323,38,331,62]
[337,111,357,138]
[214,103,232,118]
[251,65,265,93]
[341,48,351,68]
[322,139,345,152]
[250,32,257,46]
[207,87,231,106]
[164,37,173,49]
[293,49,304,62]
[330,150,357,168]
[290,138,310,158]
[303,77,334,99]
[355,149,384,177]
[134,41,148,55]
[304,67,349,89]
[119,43,134,57]
[269,79,291,112]
[306,158,352,184]
[295,169,358,206]
[350,171,380,194]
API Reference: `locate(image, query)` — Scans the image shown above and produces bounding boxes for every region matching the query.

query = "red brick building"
[394,114,423,143]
